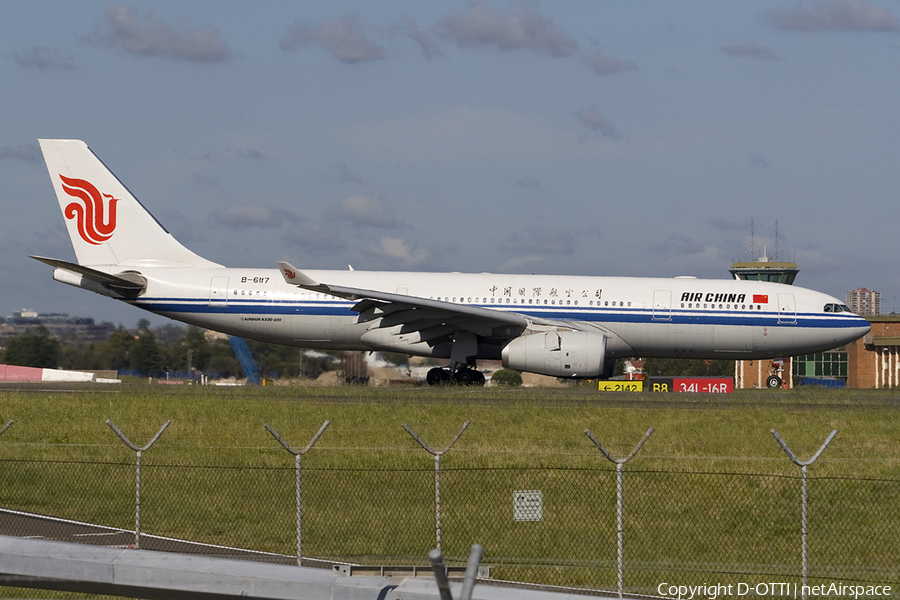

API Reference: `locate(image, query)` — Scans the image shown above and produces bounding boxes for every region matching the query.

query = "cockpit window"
[824,303,854,313]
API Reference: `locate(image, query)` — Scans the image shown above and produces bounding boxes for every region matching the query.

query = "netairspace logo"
[657,582,892,599]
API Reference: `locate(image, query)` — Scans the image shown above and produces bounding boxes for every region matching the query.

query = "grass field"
[2,383,900,596]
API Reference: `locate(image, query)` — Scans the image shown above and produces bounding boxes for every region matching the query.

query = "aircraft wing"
[277,261,528,341]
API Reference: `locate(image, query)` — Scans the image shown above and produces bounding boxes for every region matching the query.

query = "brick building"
[845,315,900,389]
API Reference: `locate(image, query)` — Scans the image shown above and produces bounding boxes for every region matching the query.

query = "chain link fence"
[2,453,898,596]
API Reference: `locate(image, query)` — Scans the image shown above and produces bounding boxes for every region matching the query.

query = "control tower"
[731,255,800,389]
[728,256,799,285]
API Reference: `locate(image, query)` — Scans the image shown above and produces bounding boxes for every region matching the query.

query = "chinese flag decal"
[753,294,769,304]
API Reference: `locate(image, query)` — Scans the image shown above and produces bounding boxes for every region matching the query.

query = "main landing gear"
[426,365,486,386]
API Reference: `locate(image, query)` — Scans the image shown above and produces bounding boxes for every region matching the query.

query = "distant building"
[846,288,880,316]
[0,309,115,348]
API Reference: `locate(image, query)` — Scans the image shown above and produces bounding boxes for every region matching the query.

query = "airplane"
[33,139,870,387]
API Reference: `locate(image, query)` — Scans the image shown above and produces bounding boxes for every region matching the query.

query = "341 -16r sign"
[647,377,734,393]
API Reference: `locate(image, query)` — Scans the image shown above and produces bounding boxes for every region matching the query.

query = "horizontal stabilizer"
[31,256,146,297]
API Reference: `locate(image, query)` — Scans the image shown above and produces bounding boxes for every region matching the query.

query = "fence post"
[265,421,330,566]
[771,428,837,600]
[429,544,483,600]
[585,427,654,598]
[106,419,171,549]
[403,421,470,551]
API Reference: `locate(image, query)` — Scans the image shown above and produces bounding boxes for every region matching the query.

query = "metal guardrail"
[0,535,603,600]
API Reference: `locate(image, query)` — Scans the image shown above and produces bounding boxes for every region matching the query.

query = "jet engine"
[501,331,607,378]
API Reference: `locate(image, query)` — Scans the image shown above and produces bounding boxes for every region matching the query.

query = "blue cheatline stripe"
[128,296,866,331]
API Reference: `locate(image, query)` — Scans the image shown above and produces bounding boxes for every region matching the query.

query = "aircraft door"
[209,277,228,307]
[777,293,796,324]
[652,290,672,321]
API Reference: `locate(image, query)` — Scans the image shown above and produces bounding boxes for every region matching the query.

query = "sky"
[2,0,899,327]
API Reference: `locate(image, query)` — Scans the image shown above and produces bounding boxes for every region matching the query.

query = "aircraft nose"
[841,317,870,345]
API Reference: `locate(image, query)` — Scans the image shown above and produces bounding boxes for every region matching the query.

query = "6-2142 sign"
[598,381,643,392]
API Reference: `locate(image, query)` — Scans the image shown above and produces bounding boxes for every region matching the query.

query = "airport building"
[845,315,900,388]
[730,260,898,389]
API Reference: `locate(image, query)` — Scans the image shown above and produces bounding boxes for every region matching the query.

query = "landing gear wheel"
[426,367,451,386]
[766,375,782,389]
[454,369,476,385]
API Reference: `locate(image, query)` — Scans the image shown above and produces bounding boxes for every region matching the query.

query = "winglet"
[277,261,324,288]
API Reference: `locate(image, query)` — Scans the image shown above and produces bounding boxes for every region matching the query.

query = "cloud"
[435,3,578,57]
[749,152,770,169]
[764,0,898,31]
[31,228,74,259]
[498,253,546,272]
[583,53,638,75]
[0,144,41,163]
[403,17,444,59]
[721,43,781,60]
[281,223,347,253]
[210,204,301,230]
[325,194,398,228]
[576,106,620,141]
[514,176,541,190]
[191,173,219,189]
[280,13,385,63]
[327,162,367,185]
[86,4,232,61]
[651,233,706,256]
[239,148,266,160]
[649,234,728,273]
[709,217,746,232]
[370,236,430,267]
[159,210,198,243]
[14,46,76,70]
[501,227,576,256]
[333,106,572,163]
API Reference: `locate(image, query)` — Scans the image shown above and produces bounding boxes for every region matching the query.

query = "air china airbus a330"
[33,139,869,386]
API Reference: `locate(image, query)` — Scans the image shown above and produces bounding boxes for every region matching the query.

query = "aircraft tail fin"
[38,139,220,268]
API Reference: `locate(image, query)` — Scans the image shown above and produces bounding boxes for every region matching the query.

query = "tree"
[491,368,523,386]
[3,326,60,368]
[180,326,211,371]
[100,327,134,370]
[206,339,241,378]
[130,330,165,375]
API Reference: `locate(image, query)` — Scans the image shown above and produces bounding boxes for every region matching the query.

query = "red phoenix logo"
[59,175,119,245]
[284,269,296,280]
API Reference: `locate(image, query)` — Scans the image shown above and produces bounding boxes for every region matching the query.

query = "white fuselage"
[110,267,870,361]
